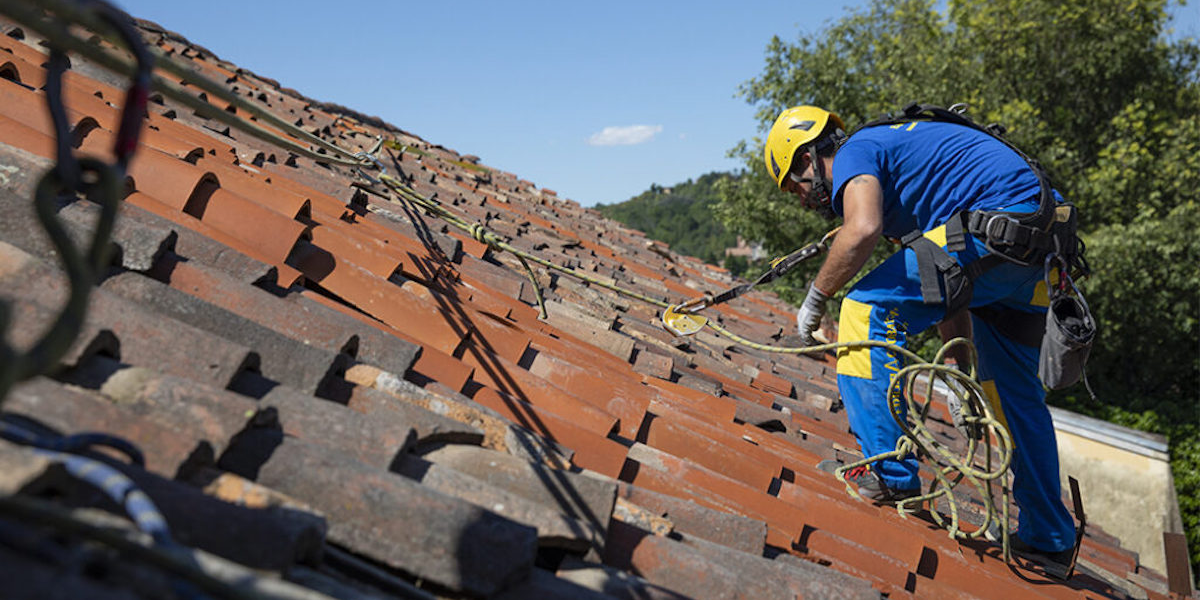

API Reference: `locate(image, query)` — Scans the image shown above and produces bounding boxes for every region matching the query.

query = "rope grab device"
[662,227,840,337]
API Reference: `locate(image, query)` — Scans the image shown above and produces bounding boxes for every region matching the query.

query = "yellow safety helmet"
[763,106,845,189]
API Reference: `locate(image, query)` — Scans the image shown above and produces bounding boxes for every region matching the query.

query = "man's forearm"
[814,228,878,294]
[814,174,883,295]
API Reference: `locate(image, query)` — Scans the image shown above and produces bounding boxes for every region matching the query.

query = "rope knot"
[468,223,501,249]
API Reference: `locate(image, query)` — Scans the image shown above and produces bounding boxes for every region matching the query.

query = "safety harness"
[853,103,1087,309]
[855,103,1094,389]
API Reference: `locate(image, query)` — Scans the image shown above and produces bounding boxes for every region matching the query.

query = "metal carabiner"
[353,151,388,185]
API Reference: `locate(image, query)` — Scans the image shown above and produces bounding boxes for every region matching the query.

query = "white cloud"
[587,124,663,146]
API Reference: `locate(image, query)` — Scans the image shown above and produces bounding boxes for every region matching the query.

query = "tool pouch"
[902,231,973,319]
[1038,283,1095,390]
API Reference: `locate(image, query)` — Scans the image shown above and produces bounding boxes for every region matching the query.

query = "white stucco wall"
[1051,407,1184,578]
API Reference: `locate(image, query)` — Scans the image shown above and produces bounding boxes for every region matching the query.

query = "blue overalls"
[830,122,1077,553]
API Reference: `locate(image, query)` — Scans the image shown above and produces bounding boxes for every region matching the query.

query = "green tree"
[719,0,1200,580]
[596,172,740,265]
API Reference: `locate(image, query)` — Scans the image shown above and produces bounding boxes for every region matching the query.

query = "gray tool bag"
[1038,271,1096,390]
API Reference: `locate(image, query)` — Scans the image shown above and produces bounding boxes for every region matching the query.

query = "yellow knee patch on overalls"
[836,298,874,379]
[980,379,1010,433]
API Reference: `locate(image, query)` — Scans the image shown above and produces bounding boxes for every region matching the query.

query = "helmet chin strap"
[790,144,836,219]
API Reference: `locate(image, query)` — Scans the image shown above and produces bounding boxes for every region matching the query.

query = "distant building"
[724,236,765,261]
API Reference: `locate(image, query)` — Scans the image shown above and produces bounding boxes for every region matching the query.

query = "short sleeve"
[830,138,884,216]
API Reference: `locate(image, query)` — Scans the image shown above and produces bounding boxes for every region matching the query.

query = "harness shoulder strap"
[856,102,1058,235]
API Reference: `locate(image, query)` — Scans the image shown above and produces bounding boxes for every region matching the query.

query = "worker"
[764,104,1077,573]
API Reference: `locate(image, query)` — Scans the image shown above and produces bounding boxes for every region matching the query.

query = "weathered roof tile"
[232,436,536,596]
[100,271,348,396]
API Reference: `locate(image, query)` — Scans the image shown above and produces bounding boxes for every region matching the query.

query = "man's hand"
[796,283,830,346]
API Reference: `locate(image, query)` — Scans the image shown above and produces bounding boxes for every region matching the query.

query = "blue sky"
[111,1,862,207]
[114,1,1198,208]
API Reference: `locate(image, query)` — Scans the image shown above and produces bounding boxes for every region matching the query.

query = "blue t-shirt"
[831,121,1046,238]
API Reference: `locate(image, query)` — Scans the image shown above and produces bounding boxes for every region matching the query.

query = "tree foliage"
[718,0,1200,579]
[595,172,739,266]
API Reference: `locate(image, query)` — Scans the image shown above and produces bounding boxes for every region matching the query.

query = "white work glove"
[796,283,830,346]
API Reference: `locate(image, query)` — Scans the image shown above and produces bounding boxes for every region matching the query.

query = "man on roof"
[765,104,1077,572]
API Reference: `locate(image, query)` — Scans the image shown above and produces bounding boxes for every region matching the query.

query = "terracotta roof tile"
[459,350,620,436]
[525,348,650,439]
[289,242,468,356]
[0,76,52,132]
[0,113,54,158]
[6,374,237,477]
[394,452,606,554]
[127,148,218,210]
[100,271,348,396]
[232,436,537,596]
[1,244,257,388]
[0,34,51,68]
[464,381,628,475]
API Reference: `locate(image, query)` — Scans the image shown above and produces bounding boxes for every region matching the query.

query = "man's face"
[782,154,813,197]
[783,152,836,219]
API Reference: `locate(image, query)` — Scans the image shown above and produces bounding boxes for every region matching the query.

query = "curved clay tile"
[145,111,236,157]
[137,126,207,163]
[287,240,468,359]
[297,288,474,393]
[0,77,52,134]
[255,173,347,217]
[127,148,218,211]
[194,188,308,265]
[194,156,311,219]
[524,349,648,439]
[456,345,618,436]
[0,54,47,91]
[69,115,102,148]
[123,191,275,268]
[0,35,49,69]
[0,60,22,86]
[307,218,403,280]
[0,113,53,158]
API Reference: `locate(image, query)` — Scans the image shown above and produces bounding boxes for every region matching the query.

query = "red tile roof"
[0,14,1179,600]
